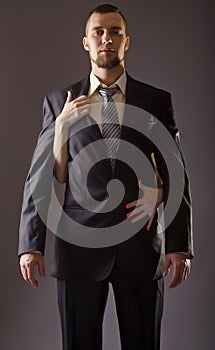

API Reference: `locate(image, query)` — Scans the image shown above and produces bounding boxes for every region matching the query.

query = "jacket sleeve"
[18,96,56,256]
[154,92,194,258]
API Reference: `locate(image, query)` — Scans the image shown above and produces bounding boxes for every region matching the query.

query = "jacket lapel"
[69,75,103,142]
[125,73,147,107]
[120,73,148,141]
[69,75,90,98]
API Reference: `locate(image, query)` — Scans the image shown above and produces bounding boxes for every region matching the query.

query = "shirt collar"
[88,70,127,97]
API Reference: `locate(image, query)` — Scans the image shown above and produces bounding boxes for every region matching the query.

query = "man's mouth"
[99,48,115,53]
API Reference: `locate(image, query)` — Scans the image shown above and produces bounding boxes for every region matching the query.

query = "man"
[18,4,193,350]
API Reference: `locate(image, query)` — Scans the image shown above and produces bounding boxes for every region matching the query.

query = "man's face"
[83,12,130,69]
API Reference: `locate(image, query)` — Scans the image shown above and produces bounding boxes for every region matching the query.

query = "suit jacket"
[18,73,193,282]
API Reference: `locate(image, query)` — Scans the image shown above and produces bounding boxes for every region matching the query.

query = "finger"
[20,260,32,285]
[71,95,90,105]
[186,265,191,279]
[127,206,144,217]
[163,257,171,277]
[126,200,137,209]
[183,262,191,281]
[146,208,156,230]
[127,204,153,218]
[73,100,91,109]
[66,90,73,103]
[76,94,90,100]
[128,205,154,218]
[169,264,184,288]
[182,265,188,281]
[21,266,28,283]
[168,264,180,288]
[125,199,142,209]
[27,264,38,288]
[38,258,46,278]
[174,260,190,287]
[130,211,149,223]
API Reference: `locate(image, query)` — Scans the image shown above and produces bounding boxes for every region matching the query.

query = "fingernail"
[125,204,129,209]
[126,213,131,218]
[146,226,150,231]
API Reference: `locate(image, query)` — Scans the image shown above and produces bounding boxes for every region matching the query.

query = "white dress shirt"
[88,70,126,132]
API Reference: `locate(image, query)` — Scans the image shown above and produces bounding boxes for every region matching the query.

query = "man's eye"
[111,30,121,35]
[95,30,103,35]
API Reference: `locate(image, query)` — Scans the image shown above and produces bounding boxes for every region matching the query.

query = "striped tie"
[98,86,121,172]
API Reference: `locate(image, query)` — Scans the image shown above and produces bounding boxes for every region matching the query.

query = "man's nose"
[102,31,112,44]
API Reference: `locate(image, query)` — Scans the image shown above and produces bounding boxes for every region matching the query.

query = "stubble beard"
[90,52,125,70]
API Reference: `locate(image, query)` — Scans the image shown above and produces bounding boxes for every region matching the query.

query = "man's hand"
[56,91,90,130]
[53,91,90,183]
[164,252,191,288]
[20,253,46,288]
[125,179,164,230]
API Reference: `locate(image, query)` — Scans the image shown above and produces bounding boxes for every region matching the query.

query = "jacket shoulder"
[127,74,171,99]
[47,76,89,101]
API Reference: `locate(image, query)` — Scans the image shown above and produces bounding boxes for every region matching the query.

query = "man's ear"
[125,36,131,51]
[83,37,89,51]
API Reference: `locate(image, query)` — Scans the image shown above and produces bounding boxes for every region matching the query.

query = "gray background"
[0,0,214,349]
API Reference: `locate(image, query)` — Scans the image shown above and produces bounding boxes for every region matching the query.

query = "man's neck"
[92,63,125,86]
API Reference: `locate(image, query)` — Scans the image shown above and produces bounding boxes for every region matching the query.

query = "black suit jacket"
[18,73,193,282]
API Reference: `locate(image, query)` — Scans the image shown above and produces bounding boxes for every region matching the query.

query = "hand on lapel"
[56,91,91,130]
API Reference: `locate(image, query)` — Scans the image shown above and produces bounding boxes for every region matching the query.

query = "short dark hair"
[85,4,127,34]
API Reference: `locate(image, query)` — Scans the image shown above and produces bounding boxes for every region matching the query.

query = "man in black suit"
[18,4,193,350]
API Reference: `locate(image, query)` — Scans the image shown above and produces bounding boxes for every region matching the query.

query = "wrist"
[55,119,69,138]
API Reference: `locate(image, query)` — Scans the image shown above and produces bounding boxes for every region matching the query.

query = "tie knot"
[98,86,118,101]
